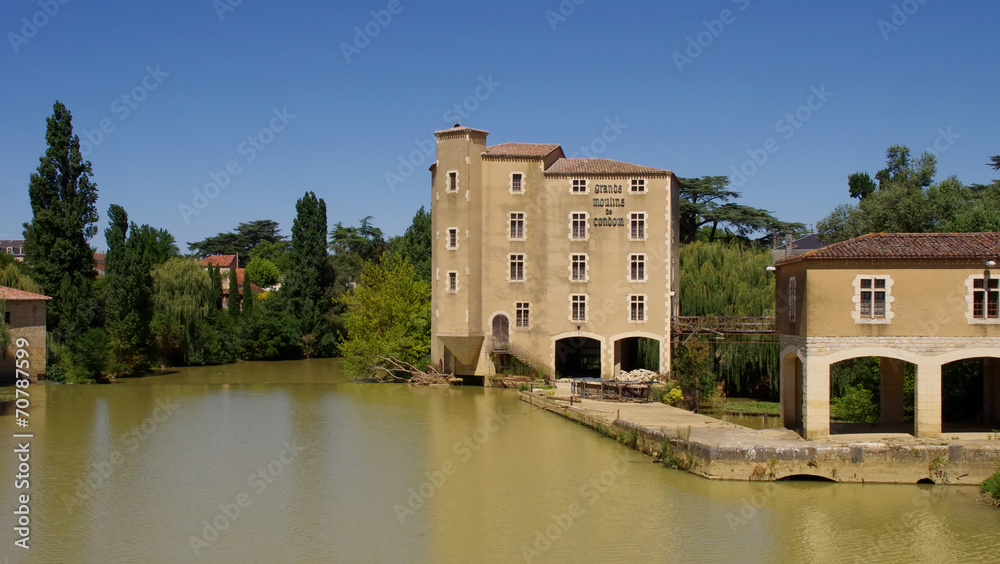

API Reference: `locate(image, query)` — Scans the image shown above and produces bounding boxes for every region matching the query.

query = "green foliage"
[247,239,291,273]
[207,266,223,310]
[70,328,110,381]
[678,241,779,393]
[980,469,1000,506]
[830,357,879,398]
[0,298,8,352]
[103,204,178,376]
[389,206,431,282]
[22,101,99,343]
[283,192,334,357]
[151,258,211,365]
[188,219,286,266]
[338,253,431,379]
[831,385,878,423]
[238,295,299,360]
[227,267,240,317]
[671,341,716,406]
[245,257,281,288]
[819,145,1000,243]
[678,176,803,244]
[0,255,42,293]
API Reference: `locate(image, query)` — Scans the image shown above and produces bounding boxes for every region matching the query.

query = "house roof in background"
[0,286,51,301]
[544,158,670,176]
[777,232,1000,264]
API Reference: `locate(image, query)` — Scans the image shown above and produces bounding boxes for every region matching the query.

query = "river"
[3,359,998,563]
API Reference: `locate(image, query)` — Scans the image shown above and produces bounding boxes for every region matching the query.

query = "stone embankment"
[520,385,1000,485]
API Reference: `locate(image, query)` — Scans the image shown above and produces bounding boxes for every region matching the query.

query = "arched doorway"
[827,356,916,435]
[492,314,509,349]
[555,337,601,379]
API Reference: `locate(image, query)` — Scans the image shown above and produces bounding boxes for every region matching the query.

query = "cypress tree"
[283,191,330,355]
[23,101,99,343]
[228,267,240,317]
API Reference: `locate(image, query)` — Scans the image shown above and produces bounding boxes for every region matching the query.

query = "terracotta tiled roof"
[778,232,1000,264]
[434,125,489,136]
[545,158,670,176]
[200,254,237,268]
[0,286,52,301]
[483,143,562,158]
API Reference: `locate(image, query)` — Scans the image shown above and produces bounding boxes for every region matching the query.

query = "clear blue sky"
[2,0,998,250]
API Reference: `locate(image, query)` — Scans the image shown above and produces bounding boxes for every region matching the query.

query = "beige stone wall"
[1,300,47,381]
[431,130,678,378]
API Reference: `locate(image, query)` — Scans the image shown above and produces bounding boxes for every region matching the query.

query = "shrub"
[832,385,878,423]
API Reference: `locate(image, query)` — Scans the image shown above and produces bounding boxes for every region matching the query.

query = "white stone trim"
[446,170,459,193]
[630,178,646,193]
[570,178,588,194]
[446,227,459,250]
[965,273,1000,324]
[627,253,647,282]
[569,252,589,283]
[568,211,589,241]
[446,271,458,293]
[628,212,647,241]
[569,293,588,323]
[507,253,526,283]
[852,274,894,324]
[514,301,531,330]
[508,211,526,241]
[628,294,647,323]
[509,171,525,195]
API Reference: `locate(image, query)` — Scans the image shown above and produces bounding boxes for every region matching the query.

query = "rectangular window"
[446,228,459,249]
[446,171,458,193]
[509,254,525,282]
[629,254,646,281]
[447,271,458,293]
[629,212,646,240]
[788,277,797,323]
[630,179,646,193]
[859,278,887,319]
[516,302,530,328]
[571,294,587,322]
[511,173,523,193]
[509,212,525,240]
[571,212,588,240]
[5,247,11,254]
[571,254,588,281]
[973,277,1000,319]
[572,179,587,193]
[630,295,645,322]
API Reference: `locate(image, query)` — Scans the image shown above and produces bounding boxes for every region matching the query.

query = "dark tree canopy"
[22,101,100,342]
[283,191,333,356]
[188,219,287,266]
[678,176,803,244]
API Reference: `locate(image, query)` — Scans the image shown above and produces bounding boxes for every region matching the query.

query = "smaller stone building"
[1,286,51,381]
[776,233,1000,439]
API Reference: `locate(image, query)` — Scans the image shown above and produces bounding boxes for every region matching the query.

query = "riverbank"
[520,382,1000,485]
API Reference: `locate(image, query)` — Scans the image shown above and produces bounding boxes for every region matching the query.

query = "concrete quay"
[519,383,1000,485]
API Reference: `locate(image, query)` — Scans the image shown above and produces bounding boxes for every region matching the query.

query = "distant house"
[198,254,261,309]
[771,233,825,263]
[1,239,26,261]
[775,232,1000,439]
[1,286,52,381]
[94,252,106,278]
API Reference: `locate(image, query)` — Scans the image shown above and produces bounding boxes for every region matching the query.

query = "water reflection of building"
[775,233,1000,439]
[429,126,680,383]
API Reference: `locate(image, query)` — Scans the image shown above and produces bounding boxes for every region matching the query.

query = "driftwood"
[373,356,461,385]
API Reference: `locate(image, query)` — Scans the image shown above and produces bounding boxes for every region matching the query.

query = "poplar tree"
[23,101,100,342]
[283,191,331,356]
[228,267,240,317]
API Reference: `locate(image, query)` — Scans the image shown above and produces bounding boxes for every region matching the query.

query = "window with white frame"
[853,275,893,323]
[630,179,646,193]
[629,212,646,240]
[571,254,588,282]
[446,228,459,249]
[571,294,587,322]
[971,275,999,320]
[572,178,587,193]
[447,171,458,192]
[515,302,530,328]
[509,254,525,282]
[788,277,797,323]
[570,212,588,240]
[629,295,646,322]
[629,254,646,281]
[511,173,523,193]
[509,212,525,240]
[447,271,458,293]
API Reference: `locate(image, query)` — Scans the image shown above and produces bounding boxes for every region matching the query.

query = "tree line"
[5,101,431,382]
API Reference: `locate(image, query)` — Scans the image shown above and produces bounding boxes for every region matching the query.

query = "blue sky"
[2,0,998,249]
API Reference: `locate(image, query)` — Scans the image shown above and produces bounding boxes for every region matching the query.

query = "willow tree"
[678,241,778,395]
[151,258,211,364]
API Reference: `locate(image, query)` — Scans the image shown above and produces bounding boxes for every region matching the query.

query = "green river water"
[2,359,998,563]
